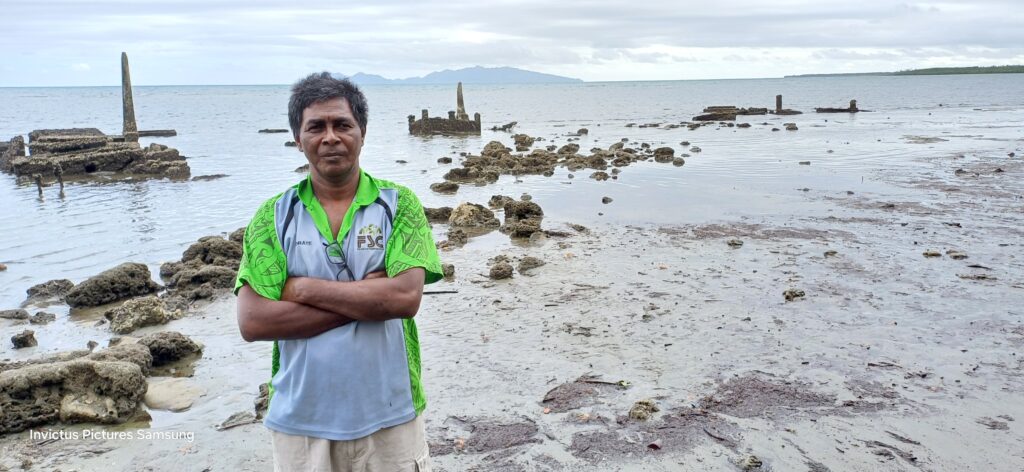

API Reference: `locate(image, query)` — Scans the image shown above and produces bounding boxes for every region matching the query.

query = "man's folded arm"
[236,284,354,342]
[281,267,426,322]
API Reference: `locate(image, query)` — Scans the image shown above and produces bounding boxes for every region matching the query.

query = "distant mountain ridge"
[343,66,582,85]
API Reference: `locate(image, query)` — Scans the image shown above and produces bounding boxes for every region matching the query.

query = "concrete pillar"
[775,95,783,113]
[448,111,456,120]
[33,174,43,198]
[849,99,857,110]
[474,113,481,126]
[121,52,139,144]
[54,163,64,197]
[421,109,429,120]
[456,82,468,120]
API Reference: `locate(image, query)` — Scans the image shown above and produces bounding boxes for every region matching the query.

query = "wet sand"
[3,134,1022,471]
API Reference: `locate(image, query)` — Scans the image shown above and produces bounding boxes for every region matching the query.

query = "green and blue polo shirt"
[234,169,442,440]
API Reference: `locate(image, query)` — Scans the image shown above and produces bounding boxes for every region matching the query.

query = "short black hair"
[288,72,369,138]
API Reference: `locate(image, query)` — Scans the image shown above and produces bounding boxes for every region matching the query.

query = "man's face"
[297,97,365,183]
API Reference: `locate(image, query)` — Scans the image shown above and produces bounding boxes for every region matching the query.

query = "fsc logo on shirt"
[356,224,384,250]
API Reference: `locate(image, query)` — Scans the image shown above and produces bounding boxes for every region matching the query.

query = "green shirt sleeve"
[234,194,288,300]
[386,186,443,284]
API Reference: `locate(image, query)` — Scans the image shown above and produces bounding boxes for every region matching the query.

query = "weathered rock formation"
[137,331,202,366]
[501,200,544,238]
[0,135,26,172]
[11,330,37,349]
[65,262,160,308]
[24,279,75,304]
[160,233,243,300]
[449,203,500,229]
[104,296,183,334]
[0,344,150,433]
[408,82,481,135]
[423,206,453,224]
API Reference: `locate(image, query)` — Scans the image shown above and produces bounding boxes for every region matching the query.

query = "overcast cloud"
[1,0,1022,86]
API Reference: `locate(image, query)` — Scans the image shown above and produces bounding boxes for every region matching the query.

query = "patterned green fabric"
[234,192,288,300]
[382,184,444,283]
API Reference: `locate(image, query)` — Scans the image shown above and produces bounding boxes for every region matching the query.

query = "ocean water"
[1,74,1022,306]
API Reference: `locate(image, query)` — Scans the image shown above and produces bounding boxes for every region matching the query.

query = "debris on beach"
[512,133,536,151]
[441,263,456,280]
[602,196,613,204]
[65,262,160,308]
[192,174,228,181]
[517,256,545,274]
[429,416,540,457]
[501,200,544,238]
[490,121,517,132]
[409,82,481,136]
[104,296,183,334]
[727,239,744,248]
[946,249,968,260]
[29,312,56,325]
[922,250,942,258]
[783,289,806,302]
[217,411,259,431]
[11,330,37,349]
[739,455,764,470]
[0,309,29,320]
[629,399,660,421]
[542,375,629,413]
[488,259,514,280]
[700,373,835,418]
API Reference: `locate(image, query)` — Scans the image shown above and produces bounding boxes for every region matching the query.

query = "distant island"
[786,65,1024,78]
[342,66,583,85]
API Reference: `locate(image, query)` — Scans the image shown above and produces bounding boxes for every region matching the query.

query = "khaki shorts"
[271,415,431,472]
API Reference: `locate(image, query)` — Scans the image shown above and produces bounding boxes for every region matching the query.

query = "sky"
[1,0,1023,86]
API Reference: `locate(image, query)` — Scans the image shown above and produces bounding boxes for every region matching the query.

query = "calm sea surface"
[1,75,1022,306]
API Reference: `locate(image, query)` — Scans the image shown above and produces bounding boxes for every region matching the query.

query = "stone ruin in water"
[408,82,482,136]
[0,52,190,182]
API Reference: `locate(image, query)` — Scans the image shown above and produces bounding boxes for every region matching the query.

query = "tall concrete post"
[121,52,139,144]
[775,95,783,113]
[456,82,468,120]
